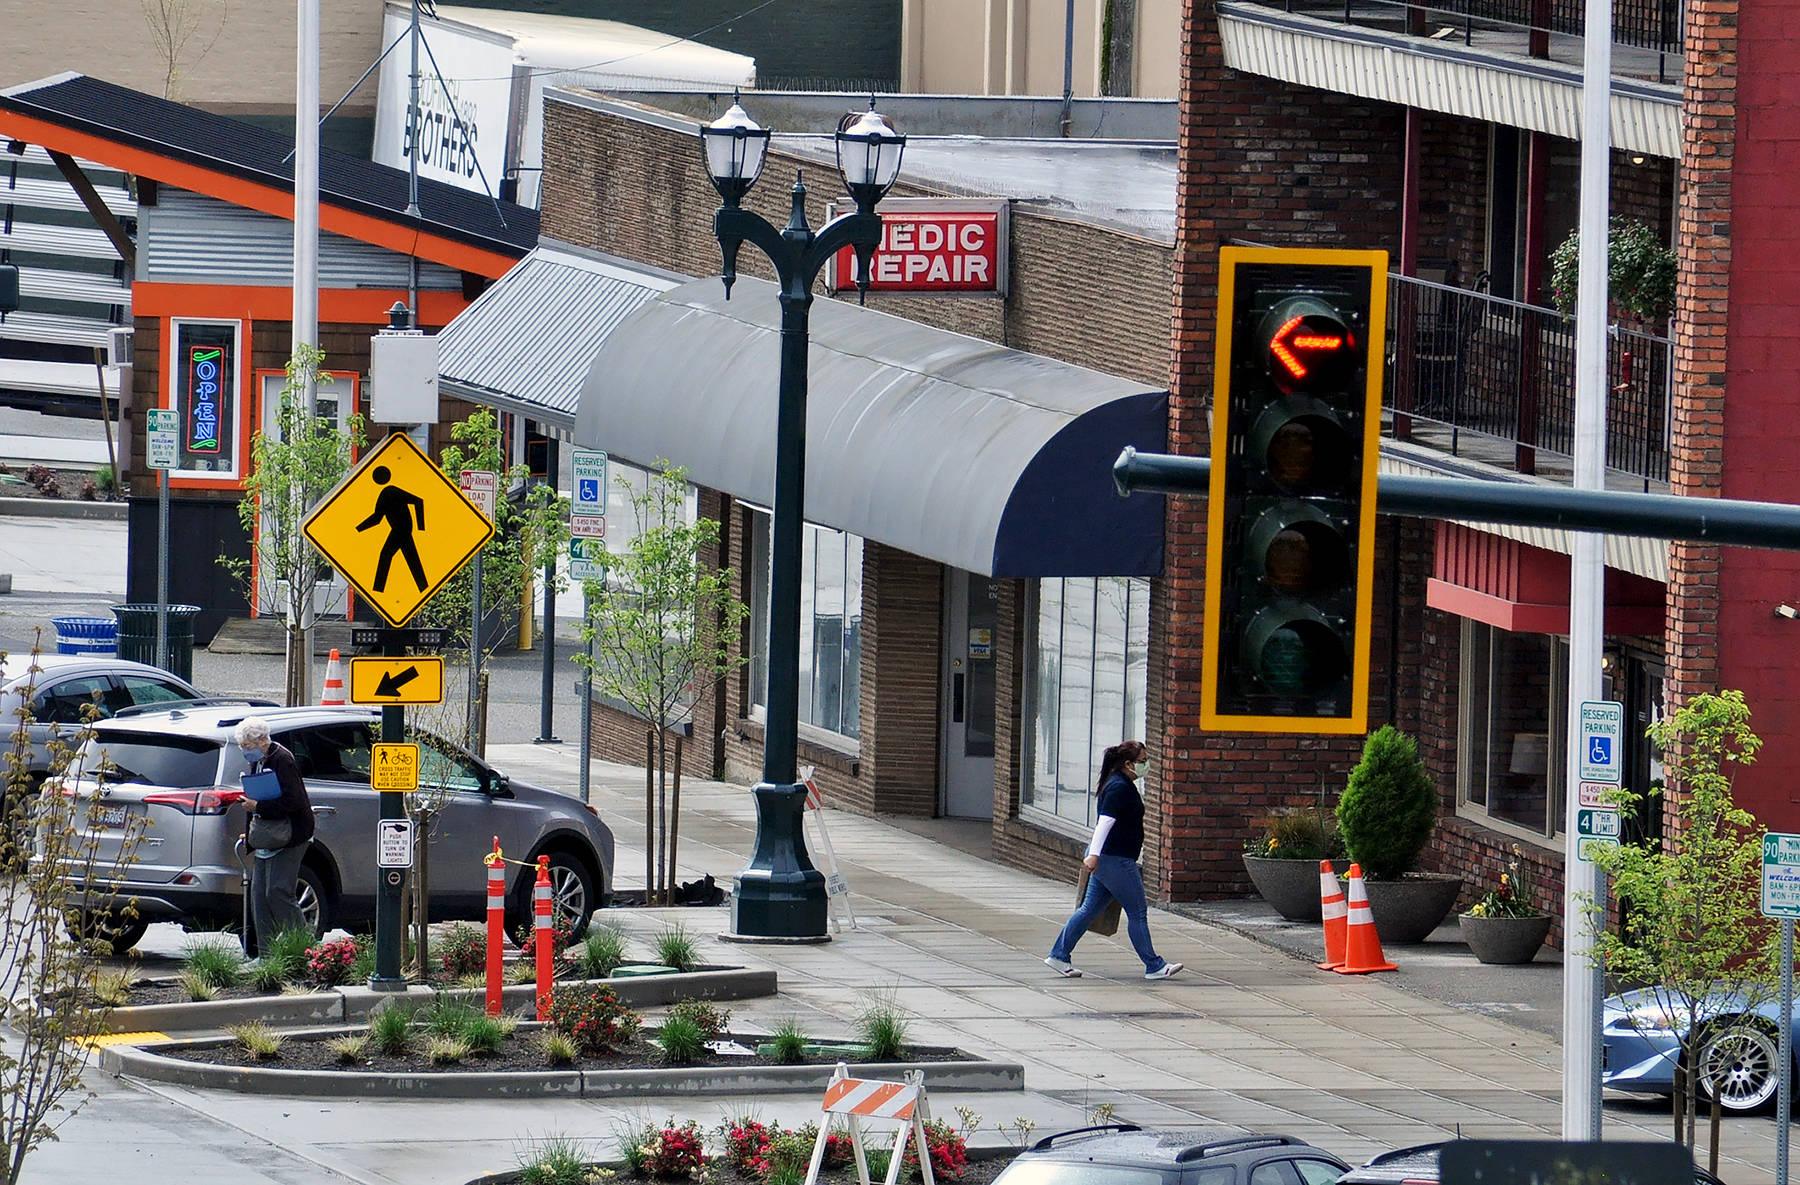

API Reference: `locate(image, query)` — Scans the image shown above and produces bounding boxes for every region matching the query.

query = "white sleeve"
[1085,815,1116,857]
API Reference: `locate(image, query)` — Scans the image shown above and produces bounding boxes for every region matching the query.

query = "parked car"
[1335,1141,1725,1185]
[41,703,614,952]
[0,654,209,789]
[1603,986,1796,1115]
[992,1125,1348,1185]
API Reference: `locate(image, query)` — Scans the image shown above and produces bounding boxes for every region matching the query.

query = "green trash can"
[112,604,202,682]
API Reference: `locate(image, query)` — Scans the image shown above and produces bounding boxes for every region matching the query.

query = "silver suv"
[48,703,613,952]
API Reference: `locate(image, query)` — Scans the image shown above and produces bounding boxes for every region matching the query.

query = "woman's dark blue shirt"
[1096,772,1145,860]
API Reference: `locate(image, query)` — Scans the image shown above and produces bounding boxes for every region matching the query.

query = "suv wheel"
[66,911,150,955]
[508,850,595,941]
[297,865,331,935]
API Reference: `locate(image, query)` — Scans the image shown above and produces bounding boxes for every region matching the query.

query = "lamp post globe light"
[700,98,904,940]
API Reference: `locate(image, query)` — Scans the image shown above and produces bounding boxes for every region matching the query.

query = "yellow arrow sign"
[350,657,445,706]
[303,433,495,627]
[371,743,420,792]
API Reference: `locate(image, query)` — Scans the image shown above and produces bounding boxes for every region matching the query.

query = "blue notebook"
[241,770,282,802]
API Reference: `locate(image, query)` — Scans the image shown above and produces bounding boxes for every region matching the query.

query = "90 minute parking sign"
[1763,831,1800,918]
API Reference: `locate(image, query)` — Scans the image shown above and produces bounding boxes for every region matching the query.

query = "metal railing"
[1385,272,1673,486]
[1271,0,1683,82]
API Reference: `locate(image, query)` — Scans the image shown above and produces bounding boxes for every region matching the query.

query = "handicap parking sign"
[1588,736,1611,765]
[579,478,600,504]
[1578,701,1624,784]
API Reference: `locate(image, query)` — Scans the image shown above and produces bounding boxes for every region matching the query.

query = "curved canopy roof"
[575,277,1166,578]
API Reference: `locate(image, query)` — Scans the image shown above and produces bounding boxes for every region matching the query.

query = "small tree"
[1584,689,1777,1152]
[413,408,568,749]
[219,345,364,706]
[140,0,227,99]
[1336,724,1436,881]
[2,642,150,1183]
[580,464,747,905]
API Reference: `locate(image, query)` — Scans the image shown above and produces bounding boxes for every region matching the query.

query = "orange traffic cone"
[320,648,346,706]
[1316,859,1347,970]
[1333,863,1397,975]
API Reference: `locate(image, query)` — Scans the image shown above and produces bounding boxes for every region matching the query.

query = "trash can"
[112,604,202,682]
[51,616,117,656]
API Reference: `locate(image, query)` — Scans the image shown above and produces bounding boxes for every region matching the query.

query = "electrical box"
[369,330,440,425]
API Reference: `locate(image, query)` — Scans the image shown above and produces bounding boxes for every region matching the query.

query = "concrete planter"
[1359,873,1464,945]
[1242,856,1350,922]
[1459,912,1552,964]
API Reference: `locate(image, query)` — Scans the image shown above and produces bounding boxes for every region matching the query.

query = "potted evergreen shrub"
[1337,725,1463,944]
[1242,802,1350,922]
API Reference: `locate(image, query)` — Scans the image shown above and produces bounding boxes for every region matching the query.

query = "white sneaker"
[1144,961,1183,981]
[1044,956,1082,978]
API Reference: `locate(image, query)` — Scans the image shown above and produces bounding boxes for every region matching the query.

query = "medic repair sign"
[828,199,1008,296]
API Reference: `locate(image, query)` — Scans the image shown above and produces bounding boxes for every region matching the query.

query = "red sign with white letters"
[831,209,1003,294]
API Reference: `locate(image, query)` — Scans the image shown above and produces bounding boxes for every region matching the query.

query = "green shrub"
[438,922,486,980]
[426,997,480,1039]
[1245,804,1346,861]
[1549,216,1679,321]
[228,1021,283,1060]
[90,969,133,1007]
[768,1017,810,1065]
[1336,725,1437,881]
[178,972,217,1002]
[367,1001,414,1056]
[518,1136,593,1185]
[548,983,640,1056]
[539,1031,578,1067]
[426,1036,469,1065]
[664,999,729,1040]
[325,1035,368,1063]
[249,926,314,992]
[575,926,627,979]
[656,1013,707,1066]
[182,939,245,990]
[654,922,698,972]
[857,990,909,1062]
[462,1015,508,1055]
[345,934,375,984]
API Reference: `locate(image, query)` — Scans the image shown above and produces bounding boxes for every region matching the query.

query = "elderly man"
[235,717,316,953]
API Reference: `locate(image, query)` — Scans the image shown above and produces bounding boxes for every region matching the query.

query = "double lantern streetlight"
[700,99,905,939]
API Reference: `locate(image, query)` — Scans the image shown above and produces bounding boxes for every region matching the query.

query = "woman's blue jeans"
[1049,854,1167,973]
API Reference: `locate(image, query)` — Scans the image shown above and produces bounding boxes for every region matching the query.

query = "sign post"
[304,432,494,992]
[146,408,179,670]
[1763,830,1800,1185]
[569,450,606,804]
[460,469,497,746]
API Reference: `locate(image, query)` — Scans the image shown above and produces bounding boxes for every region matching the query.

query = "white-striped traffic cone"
[1316,859,1347,970]
[320,648,346,706]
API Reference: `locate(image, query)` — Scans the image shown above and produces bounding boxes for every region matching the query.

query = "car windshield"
[79,733,223,788]
[995,1164,1171,1185]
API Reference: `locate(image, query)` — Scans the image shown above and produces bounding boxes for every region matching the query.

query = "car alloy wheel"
[1697,1021,1781,1113]
[546,857,591,934]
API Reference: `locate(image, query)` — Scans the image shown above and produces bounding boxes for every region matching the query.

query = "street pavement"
[0,504,1787,1185]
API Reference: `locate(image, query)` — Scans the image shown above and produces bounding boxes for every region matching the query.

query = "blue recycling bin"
[51,616,117,656]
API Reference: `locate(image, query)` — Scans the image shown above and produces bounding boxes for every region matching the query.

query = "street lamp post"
[700,99,904,939]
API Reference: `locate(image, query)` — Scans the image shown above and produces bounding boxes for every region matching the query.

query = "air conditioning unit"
[108,326,134,365]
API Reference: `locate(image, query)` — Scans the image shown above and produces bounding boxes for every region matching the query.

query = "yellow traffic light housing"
[1202,246,1387,734]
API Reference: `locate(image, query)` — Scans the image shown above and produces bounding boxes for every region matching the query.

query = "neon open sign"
[187,345,224,453]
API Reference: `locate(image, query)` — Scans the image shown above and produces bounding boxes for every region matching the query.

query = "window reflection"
[747,510,863,740]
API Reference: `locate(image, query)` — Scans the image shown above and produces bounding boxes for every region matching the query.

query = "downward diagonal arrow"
[375,666,420,697]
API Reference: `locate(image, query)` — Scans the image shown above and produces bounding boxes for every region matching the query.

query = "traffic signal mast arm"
[1116,447,1800,552]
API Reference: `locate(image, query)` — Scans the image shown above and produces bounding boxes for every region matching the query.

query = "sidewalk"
[25,743,1780,1185]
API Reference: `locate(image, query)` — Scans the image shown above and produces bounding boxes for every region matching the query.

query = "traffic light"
[1201,247,1387,734]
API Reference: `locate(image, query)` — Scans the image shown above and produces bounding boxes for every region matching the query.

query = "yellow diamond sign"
[304,433,494,627]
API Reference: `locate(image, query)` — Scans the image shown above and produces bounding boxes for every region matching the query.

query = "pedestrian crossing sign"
[303,433,495,627]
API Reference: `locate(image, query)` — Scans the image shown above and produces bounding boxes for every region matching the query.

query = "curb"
[0,496,127,520]
[101,967,780,1034]
[101,1034,1023,1100]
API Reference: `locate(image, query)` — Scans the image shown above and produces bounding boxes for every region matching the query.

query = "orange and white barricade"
[804,1063,933,1185]
[800,765,856,933]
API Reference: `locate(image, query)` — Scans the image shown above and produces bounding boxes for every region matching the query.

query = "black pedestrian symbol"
[356,465,427,593]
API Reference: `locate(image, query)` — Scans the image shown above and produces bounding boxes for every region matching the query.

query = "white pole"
[289,0,321,706]
[1562,0,1612,1141]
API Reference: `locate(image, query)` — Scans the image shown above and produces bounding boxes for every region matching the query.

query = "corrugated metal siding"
[1381,451,1669,582]
[1218,6,1680,158]
[141,191,463,289]
[435,242,680,426]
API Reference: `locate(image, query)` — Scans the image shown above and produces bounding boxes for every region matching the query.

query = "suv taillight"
[142,787,246,816]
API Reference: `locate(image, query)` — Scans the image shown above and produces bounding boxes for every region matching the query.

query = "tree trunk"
[1672,1061,1686,1145]
[644,728,655,906]
[1707,1092,1721,1177]
[655,728,669,905]
[670,736,683,904]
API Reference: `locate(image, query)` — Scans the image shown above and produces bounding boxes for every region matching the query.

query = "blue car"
[1602,986,1797,1114]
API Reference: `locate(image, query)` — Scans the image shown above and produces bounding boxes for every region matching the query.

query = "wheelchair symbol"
[1588,736,1612,766]
[578,478,600,504]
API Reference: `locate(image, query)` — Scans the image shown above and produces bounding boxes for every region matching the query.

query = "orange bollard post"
[484,837,505,1017]
[1316,859,1347,971]
[533,854,554,1021]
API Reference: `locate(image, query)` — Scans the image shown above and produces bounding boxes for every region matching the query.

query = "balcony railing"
[1268,0,1683,84]
[1385,272,1673,486]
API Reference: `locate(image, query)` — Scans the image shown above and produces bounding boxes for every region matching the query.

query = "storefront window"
[746,510,863,741]
[171,319,241,479]
[1022,578,1150,830]
[1458,619,1567,837]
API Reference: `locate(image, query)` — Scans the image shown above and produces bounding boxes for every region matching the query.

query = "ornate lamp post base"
[727,781,831,940]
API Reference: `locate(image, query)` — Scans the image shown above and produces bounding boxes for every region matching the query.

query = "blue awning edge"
[575,276,1166,579]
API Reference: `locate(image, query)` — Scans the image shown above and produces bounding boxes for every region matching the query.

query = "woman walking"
[1045,740,1182,981]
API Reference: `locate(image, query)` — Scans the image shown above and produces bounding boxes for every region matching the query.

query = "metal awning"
[575,277,1167,578]
[436,240,683,430]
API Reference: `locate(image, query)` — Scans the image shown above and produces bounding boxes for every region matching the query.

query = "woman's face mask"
[240,745,263,763]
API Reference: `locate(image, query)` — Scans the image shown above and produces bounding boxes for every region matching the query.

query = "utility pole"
[290,0,321,706]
